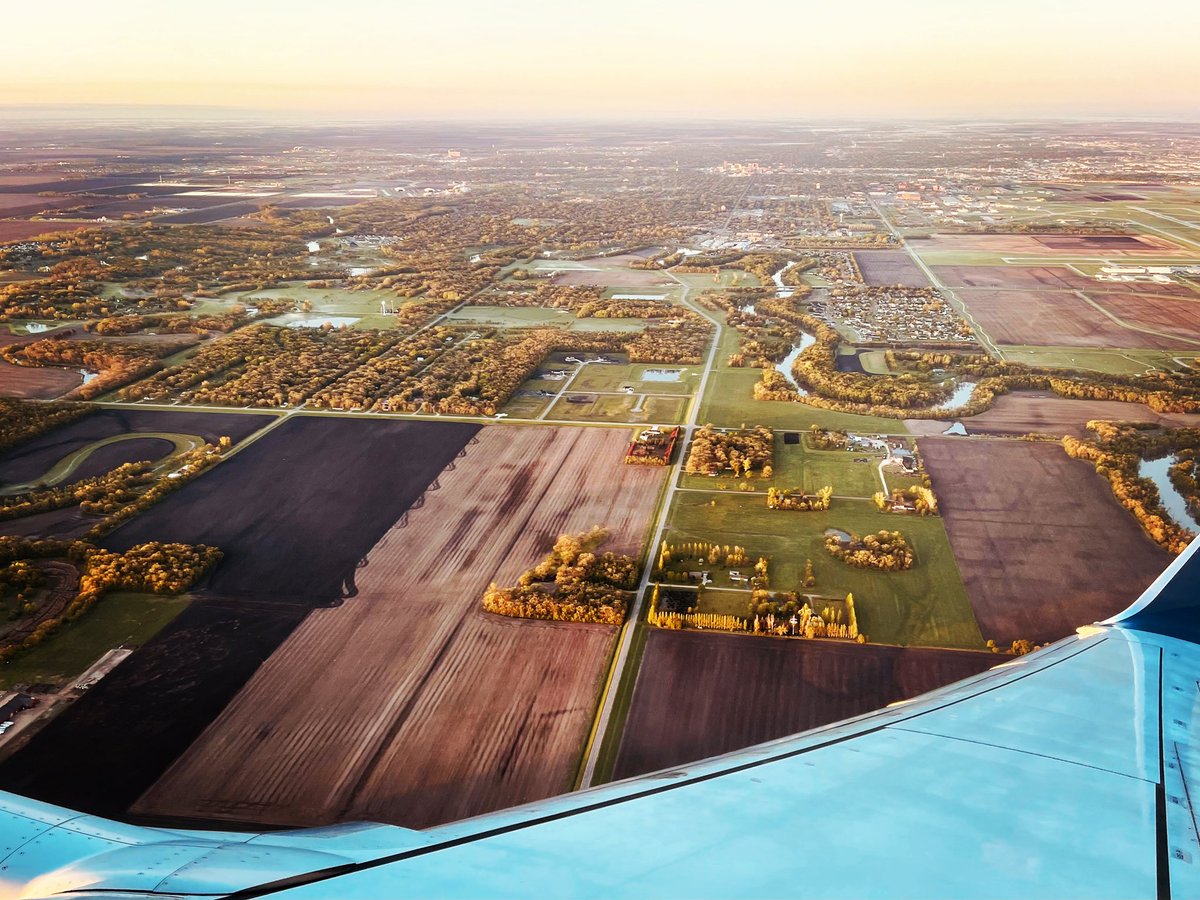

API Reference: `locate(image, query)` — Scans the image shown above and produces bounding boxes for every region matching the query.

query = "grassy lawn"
[500,395,550,418]
[859,350,893,374]
[678,432,895,499]
[663,491,982,649]
[547,393,687,423]
[569,363,699,396]
[698,365,909,434]
[674,270,761,289]
[0,592,189,690]
[998,345,1192,375]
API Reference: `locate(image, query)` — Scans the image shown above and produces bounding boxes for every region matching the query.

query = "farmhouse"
[626,425,680,466]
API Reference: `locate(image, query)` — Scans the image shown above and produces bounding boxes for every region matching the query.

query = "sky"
[4,0,1198,120]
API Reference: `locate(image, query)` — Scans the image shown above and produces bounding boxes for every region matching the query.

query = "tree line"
[482,527,638,625]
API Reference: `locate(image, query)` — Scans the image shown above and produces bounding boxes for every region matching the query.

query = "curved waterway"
[772,261,798,298]
[774,331,816,393]
[1139,456,1200,529]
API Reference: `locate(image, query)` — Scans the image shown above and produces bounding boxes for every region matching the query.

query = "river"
[930,380,976,412]
[772,261,798,298]
[1139,456,1200,529]
[774,331,816,393]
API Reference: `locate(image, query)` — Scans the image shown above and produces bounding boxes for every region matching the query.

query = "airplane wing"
[4,540,1200,899]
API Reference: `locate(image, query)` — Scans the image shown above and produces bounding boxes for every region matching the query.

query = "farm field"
[919,437,1173,644]
[611,629,998,781]
[102,416,479,599]
[906,391,1200,438]
[0,359,84,399]
[0,417,479,817]
[954,288,1200,350]
[994,346,1192,375]
[853,250,930,287]
[664,489,983,648]
[526,257,674,289]
[235,284,406,331]
[933,265,1196,296]
[918,232,1187,259]
[131,424,665,829]
[0,408,272,487]
[0,221,93,242]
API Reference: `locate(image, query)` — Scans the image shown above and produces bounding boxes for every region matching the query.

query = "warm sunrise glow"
[3,0,1198,119]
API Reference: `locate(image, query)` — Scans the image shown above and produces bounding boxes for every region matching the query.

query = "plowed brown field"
[954,288,1200,349]
[919,438,1171,644]
[906,391,1200,438]
[133,425,665,829]
[613,630,998,781]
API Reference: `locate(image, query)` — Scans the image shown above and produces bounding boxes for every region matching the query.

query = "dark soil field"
[0,598,311,817]
[853,250,931,287]
[0,359,82,399]
[0,176,145,194]
[955,288,1200,349]
[1035,235,1153,250]
[923,233,1181,256]
[935,266,1091,290]
[104,416,480,601]
[0,417,480,819]
[0,221,92,242]
[914,391,1200,438]
[156,201,270,224]
[70,437,176,480]
[0,409,272,486]
[0,506,94,540]
[0,195,82,216]
[935,265,1195,298]
[612,630,997,781]
[918,438,1172,644]
[274,197,373,209]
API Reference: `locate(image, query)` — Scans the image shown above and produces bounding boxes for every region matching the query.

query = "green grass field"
[858,350,893,374]
[569,363,700,396]
[998,345,1195,375]
[663,491,982,649]
[674,270,761,289]
[547,393,688,423]
[693,318,908,432]
[678,433,891,498]
[698,365,909,433]
[0,592,190,690]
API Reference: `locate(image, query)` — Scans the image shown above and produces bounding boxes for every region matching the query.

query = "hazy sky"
[4,0,1198,119]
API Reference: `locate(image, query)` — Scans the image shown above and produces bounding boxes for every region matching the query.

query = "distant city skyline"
[4,0,1199,119]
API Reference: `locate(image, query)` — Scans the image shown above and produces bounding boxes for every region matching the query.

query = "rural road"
[577,271,723,788]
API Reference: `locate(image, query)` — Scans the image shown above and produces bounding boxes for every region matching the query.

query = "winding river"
[1139,456,1200,529]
